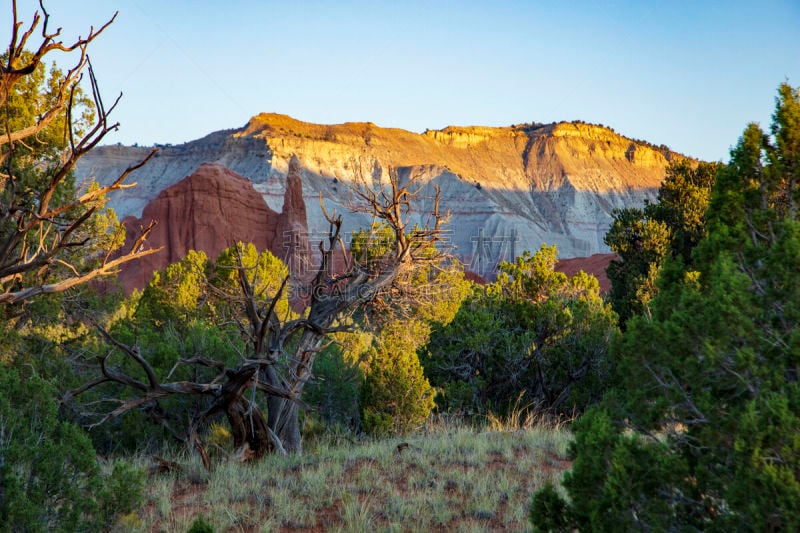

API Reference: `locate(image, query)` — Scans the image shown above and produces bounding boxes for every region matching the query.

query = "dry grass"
[115,416,572,532]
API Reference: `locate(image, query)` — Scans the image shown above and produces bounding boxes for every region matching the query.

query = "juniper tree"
[531,82,800,532]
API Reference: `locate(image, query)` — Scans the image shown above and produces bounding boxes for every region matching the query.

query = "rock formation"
[555,253,616,293]
[117,160,308,293]
[274,158,311,277]
[77,115,691,283]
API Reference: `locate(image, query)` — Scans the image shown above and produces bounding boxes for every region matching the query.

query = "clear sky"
[7,1,800,162]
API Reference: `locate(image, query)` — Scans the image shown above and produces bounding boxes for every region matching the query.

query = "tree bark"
[225,398,273,459]
[268,398,302,454]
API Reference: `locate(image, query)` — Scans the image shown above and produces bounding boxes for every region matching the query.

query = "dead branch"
[0,219,162,305]
[1,2,157,306]
[73,158,451,457]
[1,2,117,147]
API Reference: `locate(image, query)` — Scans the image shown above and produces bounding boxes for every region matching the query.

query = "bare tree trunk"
[225,398,272,459]
[213,365,280,459]
[268,398,302,453]
[70,164,446,461]
[259,364,301,453]
[265,328,330,454]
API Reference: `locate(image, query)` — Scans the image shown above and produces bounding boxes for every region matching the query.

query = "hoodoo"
[116,160,309,293]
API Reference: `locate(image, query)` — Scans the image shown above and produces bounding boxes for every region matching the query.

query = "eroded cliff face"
[78,115,687,280]
[116,161,308,293]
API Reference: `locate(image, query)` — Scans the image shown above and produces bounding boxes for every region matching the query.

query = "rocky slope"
[77,115,686,280]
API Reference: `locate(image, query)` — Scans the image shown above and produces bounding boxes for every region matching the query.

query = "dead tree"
[0,1,160,306]
[68,162,446,458]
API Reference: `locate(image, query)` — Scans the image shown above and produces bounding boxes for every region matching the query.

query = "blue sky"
[7,1,800,161]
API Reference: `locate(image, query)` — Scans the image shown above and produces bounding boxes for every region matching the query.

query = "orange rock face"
[118,161,308,293]
[77,115,687,292]
[554,253,616,293]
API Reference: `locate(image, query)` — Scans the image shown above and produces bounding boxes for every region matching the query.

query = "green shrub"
[532,83,800,532]
[302,339,364,430]
[423,246,618,418]
[187,514,215,533]
[0,367,101,531]
[529,483,569,532]
[99,461,146,525]
[360,322,435,436]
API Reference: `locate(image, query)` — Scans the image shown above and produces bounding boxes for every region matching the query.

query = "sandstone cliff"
[77,115,688,280]
[117,160,308,293]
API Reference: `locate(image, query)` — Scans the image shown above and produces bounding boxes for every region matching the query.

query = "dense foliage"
[532,83,800,531]
[360,320,437,435]
[422,245,618,418]
[0,5,151,530]
[7,7,800,532]
[358,262,471,435]
[73,244,289,452]
[0,366,143,531]
[605,160,721,326]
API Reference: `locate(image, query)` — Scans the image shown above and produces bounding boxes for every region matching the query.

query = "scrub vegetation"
[2,2,799,531]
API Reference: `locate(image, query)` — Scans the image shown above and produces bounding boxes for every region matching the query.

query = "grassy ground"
[116,417,572,532]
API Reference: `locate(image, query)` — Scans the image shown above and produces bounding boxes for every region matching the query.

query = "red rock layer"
[118,161,307,294]
[555,253,616,294]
